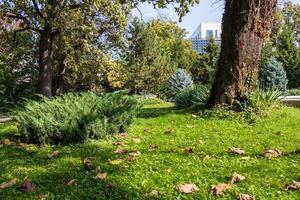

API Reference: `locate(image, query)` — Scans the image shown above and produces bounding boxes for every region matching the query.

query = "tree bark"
[38,23,54,97]
[207,0,277,108]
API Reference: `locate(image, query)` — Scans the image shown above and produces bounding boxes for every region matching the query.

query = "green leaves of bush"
[174,85,209,107]
[14,91,142,145]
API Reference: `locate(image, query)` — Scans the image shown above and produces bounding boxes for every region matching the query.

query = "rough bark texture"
[207,0,277,107]
[38,24,54,97]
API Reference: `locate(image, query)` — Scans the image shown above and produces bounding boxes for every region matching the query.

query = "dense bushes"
[168,68,193,96]
[15,91,142,145]
[259,57,288,90]
[174,85,209,107]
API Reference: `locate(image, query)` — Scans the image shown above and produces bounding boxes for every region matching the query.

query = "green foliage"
[125,18,198,96]
[190,37,220,84]
[287,89,300,95]
[249,88,283,109]
[259,57,288,90]
[174,85,209,107]
[14,91,142,145]
[168,68,193,96]
[2,103,300,200]
[134,95,166,105]
[270,2,300,89]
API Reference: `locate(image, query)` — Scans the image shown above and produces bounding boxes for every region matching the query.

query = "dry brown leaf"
[146,190,159,197]
[229,147,245,155]
[66,179,77,186]
[0,139,15,146]
[129,150,141,157]
[148,144,158,152]
[176,183,199,194]
[127,155,137,161]
[263,149,282,159]
[184,147,194,154]
[94,173,107,180]
[165,128,175,134]
[47,150,60,159]
[106,182,113,189]
[239,194,256,200]
[284,180,300,190]
[113,141,125,146]
[229,172,246,184]
[117,133,128,139]
[191,114,197,118]
[210,183,232,195]
[113,148,128,154]
[0,178,17,191]
[19,178,36,193]
[83,157,96,170]
[132,138,141,143]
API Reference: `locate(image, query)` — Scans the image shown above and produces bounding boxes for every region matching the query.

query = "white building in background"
[190,22,222,53]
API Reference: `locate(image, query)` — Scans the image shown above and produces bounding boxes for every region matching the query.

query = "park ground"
[0,103,299,199]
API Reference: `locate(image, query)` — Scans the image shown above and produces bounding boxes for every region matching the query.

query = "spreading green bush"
[174,85,209,107]
[14,91,142,145]
[259,57,288,90]
[168,68,193,96]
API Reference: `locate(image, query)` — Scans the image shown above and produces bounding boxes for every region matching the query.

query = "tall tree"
[1,0,131,97]
[208,0,278,107]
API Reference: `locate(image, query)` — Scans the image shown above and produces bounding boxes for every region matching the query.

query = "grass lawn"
[0,103,299,199]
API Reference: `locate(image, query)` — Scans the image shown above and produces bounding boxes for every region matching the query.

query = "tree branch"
[32,0,44,18]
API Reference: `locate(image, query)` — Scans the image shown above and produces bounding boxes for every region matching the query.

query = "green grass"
[0,103,299,199]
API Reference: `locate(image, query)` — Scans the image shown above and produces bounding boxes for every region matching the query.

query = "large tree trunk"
[38,24,54,97]
[207,0,277,107]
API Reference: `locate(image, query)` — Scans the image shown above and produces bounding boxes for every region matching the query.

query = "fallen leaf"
[109,158,123,165]
[0,178,17,191]
[229,172,246,184]
[47,150,60,159]
[229,147,245,155]
[184,147,194,154]
[284,180,300,190]
[0,139,15,146]
[210,183,232,195]
[148,144,158,152]
[82,157,96,170]
[262,149,282,159]
[66,179,77,186]
[187,125,193,128]
[117,133,128,139]
[146,190,159,197]
[132,138,141,143]
[113,141,125,146]
[191,114,197,118]
[127,155,137,161]
[113,148,128,154]
[129,150,141,157]
[106,182,113,189]
[165,128,175,134]
[19,178,36,193]
[176,183,199,194]
[239,194,256,200]
[94,173,107,180]
[166,168,172,173]
[198,140,204,145]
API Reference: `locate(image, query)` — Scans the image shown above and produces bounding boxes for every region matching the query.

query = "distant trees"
[125,18,197,95]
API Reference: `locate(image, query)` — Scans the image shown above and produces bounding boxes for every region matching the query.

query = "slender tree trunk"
[54,55,66,95]
[38,24,54,97]
[207,0,277,107]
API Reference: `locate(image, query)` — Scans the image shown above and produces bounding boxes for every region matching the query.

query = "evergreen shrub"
[174,85,209,107]
[168,68,193,96]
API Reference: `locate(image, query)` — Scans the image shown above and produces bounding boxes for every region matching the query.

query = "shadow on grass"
[0,141,162,200]
[138,104,196,119]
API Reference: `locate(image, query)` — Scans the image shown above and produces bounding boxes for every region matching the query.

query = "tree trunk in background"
[207,0,277,108]
[38,24,54,97]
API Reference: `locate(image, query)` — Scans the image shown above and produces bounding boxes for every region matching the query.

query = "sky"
[132,0,300,37]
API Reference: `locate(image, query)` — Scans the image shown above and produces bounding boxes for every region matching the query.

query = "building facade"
[190,23,222,53]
